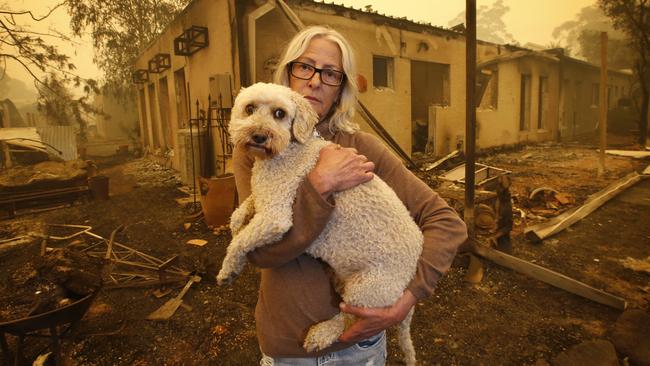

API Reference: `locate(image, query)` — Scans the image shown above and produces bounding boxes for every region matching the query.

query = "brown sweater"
[232,123,468,357]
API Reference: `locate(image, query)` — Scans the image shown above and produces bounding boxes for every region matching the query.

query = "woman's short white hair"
[273,25,359,134]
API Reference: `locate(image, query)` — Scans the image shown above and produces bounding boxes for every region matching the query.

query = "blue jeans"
[260,331,386,366]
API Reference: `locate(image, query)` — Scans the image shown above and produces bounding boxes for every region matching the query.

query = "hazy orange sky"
[5,0,596,92]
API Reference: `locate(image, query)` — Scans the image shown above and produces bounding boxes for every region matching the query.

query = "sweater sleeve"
[351,132,468,300]
[231,145,335,268]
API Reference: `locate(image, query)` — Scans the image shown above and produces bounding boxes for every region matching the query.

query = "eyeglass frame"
[288,61,347,86]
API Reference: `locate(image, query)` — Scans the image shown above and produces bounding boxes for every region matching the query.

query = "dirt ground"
[0,137,649,366]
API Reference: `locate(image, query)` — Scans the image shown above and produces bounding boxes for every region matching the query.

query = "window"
[174,68,188,128]
[591,83,600,107]
[158,77,173,148]
[479,69,498,109]
[519,74,531,131]
[538,76,548,129]
[147,83,161,148]
[373,55,393,88]
[607,85,612,109]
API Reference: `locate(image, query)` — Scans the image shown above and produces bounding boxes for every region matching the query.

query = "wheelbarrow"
[0,291,98,365]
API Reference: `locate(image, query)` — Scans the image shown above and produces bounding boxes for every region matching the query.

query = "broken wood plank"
[525,172,642,242]
[643,165,650,175]
[605,150,650,159]
[147,275,201,320]
[0,236,34,256]
[619,256,650,274]
[423,150,459,171]
[473,244,627,310]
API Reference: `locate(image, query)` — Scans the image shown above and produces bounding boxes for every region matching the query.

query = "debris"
[33,352,53,366]
[619,256,650,274]
[147,275,201,320]
[528,187,558,200]
[0,236,35,257]
[152,288,172,298]
[605,150,650,159]
[0,127,48,154]
[81,230,189,289]
[464,254,484,284]
[554,192,574,205]
[643,164,650,175]
[212,225,229,235]
[475,204,497,231]
[439,163,510,189]
[521,152,533,159]
[473,244,627,310]
[183,223,192,230]
[525,172,642,242]
[422,150,459,171]
[186,239,208,247]
[176,197,198,206]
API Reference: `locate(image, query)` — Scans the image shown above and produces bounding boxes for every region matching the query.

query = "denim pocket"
[355,331,385,350]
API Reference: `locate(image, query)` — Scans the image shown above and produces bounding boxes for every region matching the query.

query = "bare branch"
[0,2,67,22]
[0,52,45,85]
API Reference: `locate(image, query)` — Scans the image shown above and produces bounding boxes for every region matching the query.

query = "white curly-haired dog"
[217,82,423,365]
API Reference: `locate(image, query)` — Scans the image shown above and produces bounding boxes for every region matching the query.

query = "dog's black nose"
[252,134,267,144]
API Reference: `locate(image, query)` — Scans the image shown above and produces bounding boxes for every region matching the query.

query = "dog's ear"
[290,92,319,144]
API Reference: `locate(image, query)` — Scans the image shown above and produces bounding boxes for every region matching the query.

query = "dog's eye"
[245,104,255,115]
[273,109,286,119]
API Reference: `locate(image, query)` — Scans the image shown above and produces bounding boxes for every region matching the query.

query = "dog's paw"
[303,321,343,352]
[216,270,238,286]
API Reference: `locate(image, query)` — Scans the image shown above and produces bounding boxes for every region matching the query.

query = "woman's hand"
[337,290,417,343]
[308,144,375,199]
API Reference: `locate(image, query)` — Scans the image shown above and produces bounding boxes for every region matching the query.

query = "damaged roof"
[0,128,48,153]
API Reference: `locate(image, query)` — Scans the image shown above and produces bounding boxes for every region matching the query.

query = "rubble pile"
[122,159,181,188]
[0,160,90,193]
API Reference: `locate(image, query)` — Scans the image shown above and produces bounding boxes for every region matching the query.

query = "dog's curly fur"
[217,83,423,365]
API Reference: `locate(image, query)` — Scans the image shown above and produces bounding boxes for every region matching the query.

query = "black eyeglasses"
[289,61,346,86]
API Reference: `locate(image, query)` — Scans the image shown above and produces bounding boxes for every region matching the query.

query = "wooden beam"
[525,172,642,242]
[473,244,627,310]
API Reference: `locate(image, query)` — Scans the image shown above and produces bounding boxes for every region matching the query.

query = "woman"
[232,25,467,365]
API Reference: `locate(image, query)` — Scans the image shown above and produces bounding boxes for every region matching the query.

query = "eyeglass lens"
[290,62,344,86]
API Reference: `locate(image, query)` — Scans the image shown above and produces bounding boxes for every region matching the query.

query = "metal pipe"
[195,99,204,178]
[188,83,197,210]
[465,0,477,241]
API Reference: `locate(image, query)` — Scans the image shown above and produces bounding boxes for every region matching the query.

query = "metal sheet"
[0,127,47,152]
[38,126,78,160]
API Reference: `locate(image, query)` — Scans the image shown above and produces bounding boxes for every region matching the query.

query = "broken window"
[138,89,151,148]
[373,55,393,88]
[174,68,188,129]
[479,69,498,109]
[147,83,161,148]
[519,74,531,131]
[537,76,548,130]
[158,77,171,148]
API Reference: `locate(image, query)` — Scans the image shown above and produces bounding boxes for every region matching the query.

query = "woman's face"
[289,37,343,120]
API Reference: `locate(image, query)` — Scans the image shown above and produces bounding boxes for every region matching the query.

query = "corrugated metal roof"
[38,126,78,161]
[0,127,48,152]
